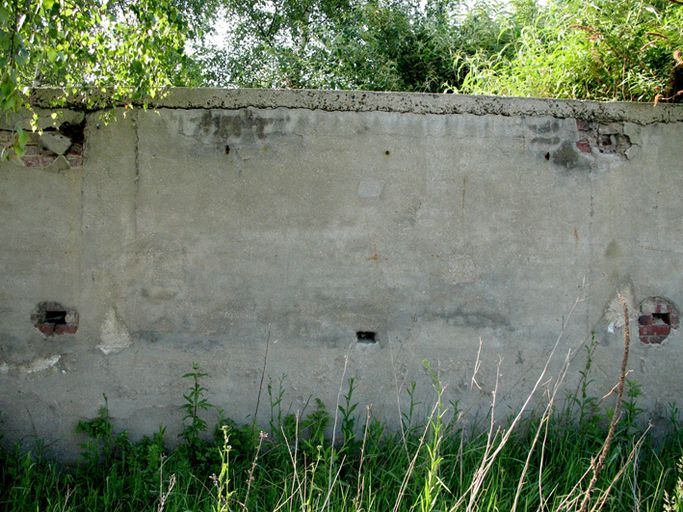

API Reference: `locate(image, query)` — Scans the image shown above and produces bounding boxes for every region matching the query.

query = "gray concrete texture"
[1,89,683,458]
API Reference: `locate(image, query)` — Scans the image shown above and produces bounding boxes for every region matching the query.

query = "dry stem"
[577,294,631,512]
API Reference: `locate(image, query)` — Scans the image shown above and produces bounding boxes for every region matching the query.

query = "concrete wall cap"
[29,87,683,125]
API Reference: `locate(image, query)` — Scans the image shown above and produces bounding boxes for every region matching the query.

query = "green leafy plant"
[211,425,235,512]
[180,362,214,467]
[338,377,359,458]
[459,0,683,101]
[76,394,117,469]
[2,353,683,512]
[417,360,447,512]
[665,456,683,512]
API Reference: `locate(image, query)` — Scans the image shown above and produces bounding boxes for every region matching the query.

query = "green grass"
[1,360,682,512]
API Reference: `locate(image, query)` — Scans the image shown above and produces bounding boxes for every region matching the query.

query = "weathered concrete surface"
[1,89,682,458]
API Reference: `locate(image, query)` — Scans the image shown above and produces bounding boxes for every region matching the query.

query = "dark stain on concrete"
[531,136,561,145]
[197,110,291,144]
[134,330,160,343]
[551,140,578,168]
[529,120,560,134]
[428,307,510,329]
[604,240,620,260]
[516,350,524,365]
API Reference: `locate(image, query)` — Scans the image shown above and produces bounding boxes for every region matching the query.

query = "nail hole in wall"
[225,145,230,155]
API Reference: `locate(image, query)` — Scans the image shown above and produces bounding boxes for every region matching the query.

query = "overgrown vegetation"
[2,0,681,109]
[1,352,682,511]
[0,0,202,110]
[197,0,682,102]
[458,0,683,102]
[0,0,207,158]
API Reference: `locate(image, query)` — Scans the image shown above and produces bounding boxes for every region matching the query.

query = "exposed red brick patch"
[576,140,592,153]
[65,154,83,167]
[576,119,591,132]
[54,324,79,335]
[1,122,84,169]
[22,154,59,168]
[638,297,679,344]
[31,301,79,337]
[65,142,84,167]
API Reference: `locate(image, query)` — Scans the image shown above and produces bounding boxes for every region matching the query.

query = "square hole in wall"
[356,331,377,344]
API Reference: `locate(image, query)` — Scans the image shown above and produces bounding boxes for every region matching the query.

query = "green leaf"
[16,128,29,146]
[0,6,10,24]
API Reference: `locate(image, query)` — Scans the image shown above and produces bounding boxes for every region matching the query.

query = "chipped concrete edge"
[30,88,683,125]
[0,354,61,374]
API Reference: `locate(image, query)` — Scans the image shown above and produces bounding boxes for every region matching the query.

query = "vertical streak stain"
[133,110,141,238]
[461,175,467,223]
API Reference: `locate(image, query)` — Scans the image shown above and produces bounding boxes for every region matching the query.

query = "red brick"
[638,315,652,326]
[21,155,41,167]
[38,323,55,335]
[22,155,57,167]
[639,325,670,336]
[576,140,591,153]
[670,313,680,327]
[65,154,83,167]
[576,119,591,132]
[22,144,42,156]
[652,325,670,336]
[54,324,78,335]
[640,333,667,344]
[66,143,83,155]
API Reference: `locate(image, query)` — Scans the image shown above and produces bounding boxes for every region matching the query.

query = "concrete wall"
[1,89,682,457]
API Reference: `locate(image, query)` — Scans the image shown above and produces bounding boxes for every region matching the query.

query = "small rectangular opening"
[45,310,67,324]
[356,331,377,344]
[652,312,671,325]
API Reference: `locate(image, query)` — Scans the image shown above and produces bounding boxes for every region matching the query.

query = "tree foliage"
[460,0,683,101]
[195,0,520,93]
[0,0,219,120]
[193,0,681,102]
